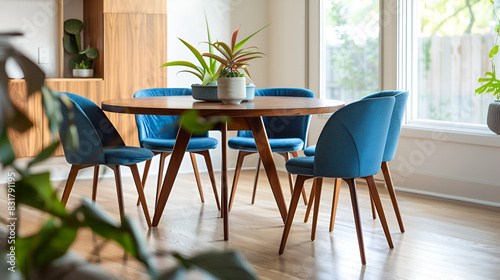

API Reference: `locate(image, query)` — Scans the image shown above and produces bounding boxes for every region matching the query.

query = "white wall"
[0,0,59,78]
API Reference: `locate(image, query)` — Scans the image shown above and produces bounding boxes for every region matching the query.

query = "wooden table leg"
[246,117,287,223]
[221,122,229,240]
[152,126,193,227]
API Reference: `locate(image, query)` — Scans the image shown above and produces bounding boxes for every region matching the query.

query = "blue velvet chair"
[58,92,154,227]
[303,91,409,233]
[278,96,396,265]
[227,88,313,210]
[134,88,220,210]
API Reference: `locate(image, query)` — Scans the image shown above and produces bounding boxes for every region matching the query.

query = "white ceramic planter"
[216,77,246,104]
[73,69,94,78]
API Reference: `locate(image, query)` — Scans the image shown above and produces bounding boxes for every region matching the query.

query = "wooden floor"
[2,169,500,279]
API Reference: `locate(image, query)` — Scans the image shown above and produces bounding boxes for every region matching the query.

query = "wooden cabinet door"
[104,0,166,14]
[104,13,167,146]
[7,80,43,158]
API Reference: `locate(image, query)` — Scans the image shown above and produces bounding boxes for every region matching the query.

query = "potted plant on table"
[476,0,500,134]
[202,26,266,104]
[62,19,99,78]
[160,16,267,102]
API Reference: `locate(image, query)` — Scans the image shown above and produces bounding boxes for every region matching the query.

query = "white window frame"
[310,0,500,144]
[398,0,496,137]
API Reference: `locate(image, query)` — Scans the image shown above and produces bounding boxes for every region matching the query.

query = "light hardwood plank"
[1,170,499,279]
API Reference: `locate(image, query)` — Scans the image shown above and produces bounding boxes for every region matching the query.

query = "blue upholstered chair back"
[362,90,409,162]
[238,88,314,148]
[134,88,208,144]
[59,92,125,165]
[313,97,395,178]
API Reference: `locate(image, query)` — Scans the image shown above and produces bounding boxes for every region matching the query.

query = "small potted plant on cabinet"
[203,26,266,104]
[62,19,99,78]
[476,0,500,134]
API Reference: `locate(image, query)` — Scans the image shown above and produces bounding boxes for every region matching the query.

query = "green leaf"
[75,199,121,236]
[177,70,204,81]
[489,45,498,59]
[68,54,87,69]
[121,216,158,278]
[62,34,79,54]
[11,53,45,96]
[233,23,270,52]
[17,172,68,217]
[76,199,149,265]
[203,53,229,66]
[215,42,233,59]
[17,218,78,276]
[179,110,214,133]
[158,267,187,280]
[41,86,64,139]
[28,141,60,168]
[178,38,212,76]
[0,128,15,166]
[161,61,203,73]
[64,19,83,35]
[181,251,259,280]
[4,106,33,133]
[84,47,99,59]
[204,12,218,74]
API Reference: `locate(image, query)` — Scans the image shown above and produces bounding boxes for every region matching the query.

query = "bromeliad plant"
[202,25,269,79]
[160,15,219,85]
[476,0,500,99]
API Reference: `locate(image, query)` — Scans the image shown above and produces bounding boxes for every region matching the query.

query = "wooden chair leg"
[311,178,323,241]
[344,178,366,265]
[129,164,152,227]
[381,161,405,232]
[279,175,312,255]
[142,157,153,189]
[155,152,169,205]
[304,179,317,223]
[291,151,308,205]
[281,152,308,205]
[228,151,252,211]
[190,152,205,203]
[251,157,261,204]
[370,191,377,219]
[281,153,294,195]
[197,150,221,210]
[329,178,341,232]
[109,165,125,220]
[365,175,394,249]
[61,165,88,206]
[136,152,159,206]
[92,165,100,203]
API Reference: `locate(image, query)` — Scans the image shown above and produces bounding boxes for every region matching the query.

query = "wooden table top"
[101,96,345,117]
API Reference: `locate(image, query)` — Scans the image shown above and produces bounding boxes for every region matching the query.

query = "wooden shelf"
[8,0,168,157]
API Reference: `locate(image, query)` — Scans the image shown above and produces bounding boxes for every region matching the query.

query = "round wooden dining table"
[102,96,345,240]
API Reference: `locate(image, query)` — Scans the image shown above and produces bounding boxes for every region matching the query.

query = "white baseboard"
[384,170,500,207]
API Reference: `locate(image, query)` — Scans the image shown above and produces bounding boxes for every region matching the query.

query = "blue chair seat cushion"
[285,156,315,176]
[228,137,304,153]
[303,145,316,156]
[104,146,154,165]
[141,137,218,152]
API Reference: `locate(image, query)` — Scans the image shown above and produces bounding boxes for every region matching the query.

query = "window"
[322,0,380,103]
[405,0,497,125]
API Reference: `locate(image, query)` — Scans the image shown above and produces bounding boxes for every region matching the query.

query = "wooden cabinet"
[8,0,167,158]
[7,80,43,158]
